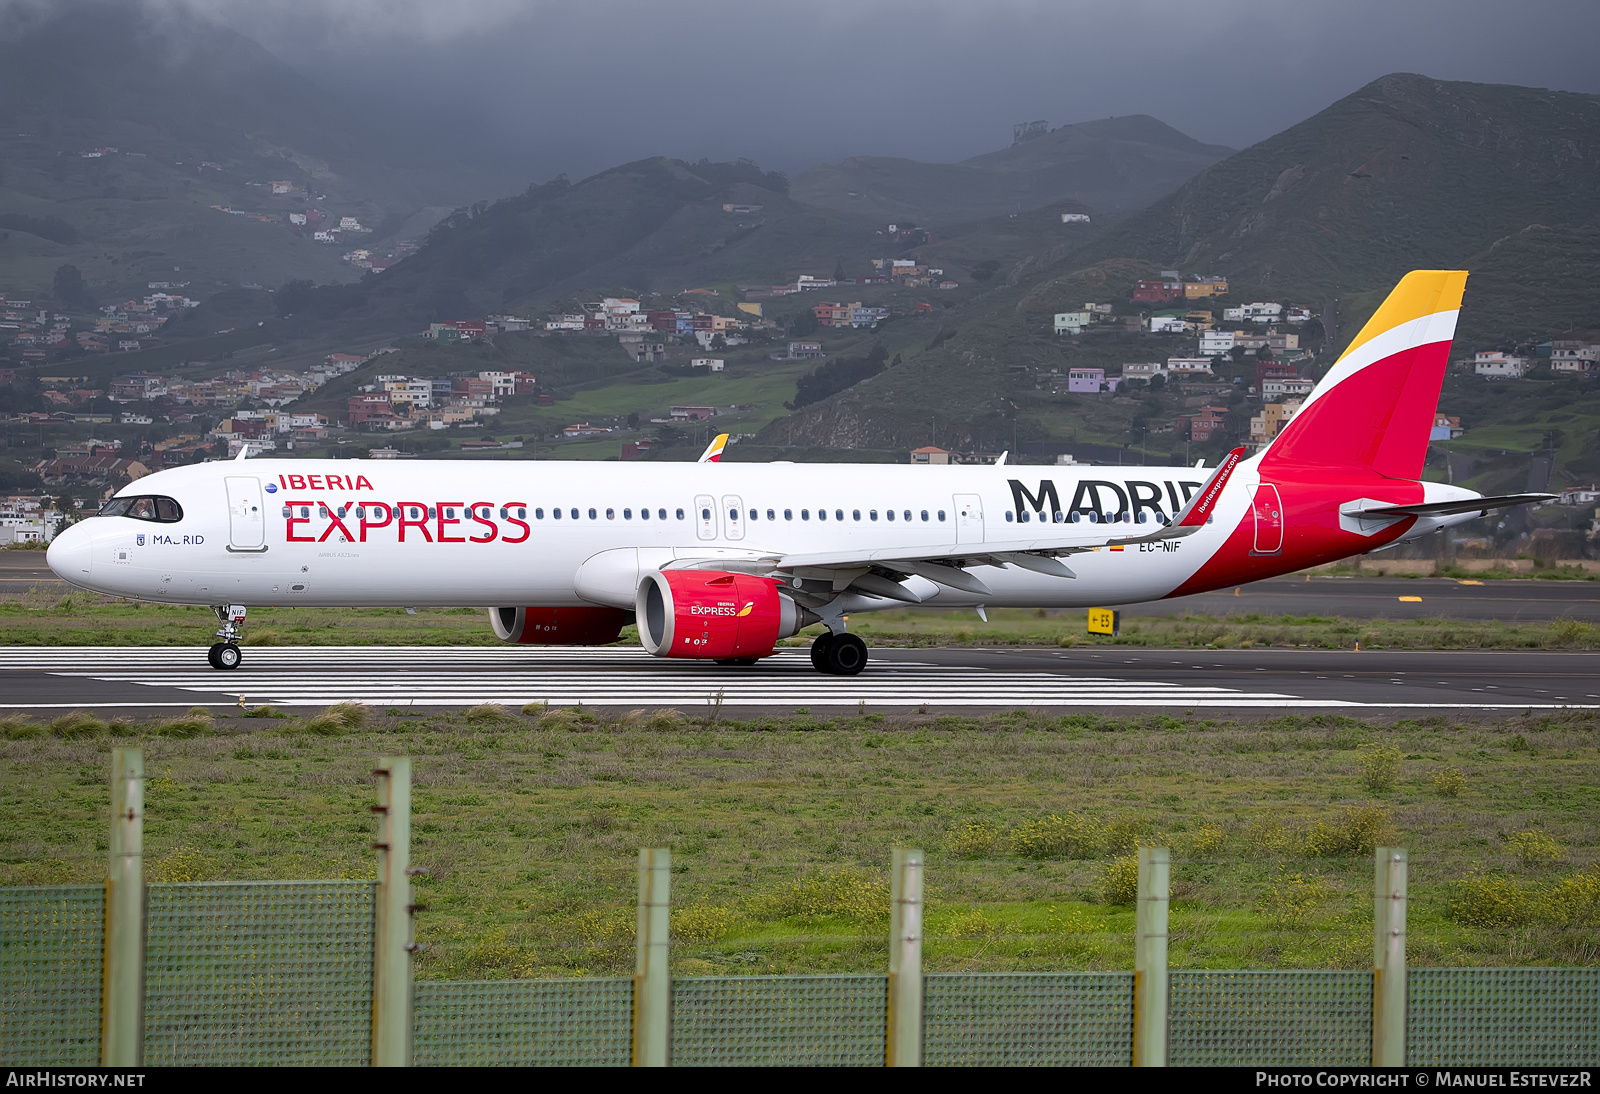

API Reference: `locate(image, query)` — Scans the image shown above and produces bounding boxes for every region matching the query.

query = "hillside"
[0,3,498,305]
[790,115,1233,226]
[1071,74,1600,300]
[284,158,890,327]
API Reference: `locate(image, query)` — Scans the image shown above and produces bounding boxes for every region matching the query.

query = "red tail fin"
[1263,271,1467,479]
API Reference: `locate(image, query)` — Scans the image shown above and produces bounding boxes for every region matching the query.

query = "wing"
[1343,493,1555,519]
[668,447,1245,602]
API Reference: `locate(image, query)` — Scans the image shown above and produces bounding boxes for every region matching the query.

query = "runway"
[1,646,1595,715]
[1132,574,1600,622]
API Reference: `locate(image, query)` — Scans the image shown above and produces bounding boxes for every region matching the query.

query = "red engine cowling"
[635,570,814,659]
[489,606,631,645]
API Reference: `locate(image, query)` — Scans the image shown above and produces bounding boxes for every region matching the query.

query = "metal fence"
[5,750,1599,1068]
[4,879,1598,1067]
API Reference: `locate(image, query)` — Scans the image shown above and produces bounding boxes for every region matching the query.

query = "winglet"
[697,433,729,463]
[1173,446,1244,527]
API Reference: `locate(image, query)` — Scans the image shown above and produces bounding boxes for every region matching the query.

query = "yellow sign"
[1087,608,1120,637]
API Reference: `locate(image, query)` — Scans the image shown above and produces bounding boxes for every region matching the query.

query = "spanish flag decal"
[1109,545,1125,552]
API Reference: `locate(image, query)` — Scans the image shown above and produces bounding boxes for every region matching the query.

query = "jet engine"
[489,606,631,645]
[635,570,818,660]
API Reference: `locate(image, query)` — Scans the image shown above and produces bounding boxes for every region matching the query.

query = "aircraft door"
[224,476,266,551]
[954,493,984,544]
[721,495,745,541]
[694,494,718,541]
[1251,483,1283,554]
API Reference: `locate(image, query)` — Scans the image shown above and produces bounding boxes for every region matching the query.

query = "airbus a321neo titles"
[48,271,1551,675]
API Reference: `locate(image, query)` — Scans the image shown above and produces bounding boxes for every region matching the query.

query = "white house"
[1242,302,1283,322]
[1054,311,1091,335]
[691,358,725,372]
[1120,361,1166,382]
[1059,213,1091,224]
[1166,357,1215,377]
[1149,312,1188,334]
[1475,352,1528,380]
[1199,330,1237,356]
[338,216,364,232]
[1550,343,1598,373]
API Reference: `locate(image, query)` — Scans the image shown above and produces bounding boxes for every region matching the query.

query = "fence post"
[1133,846,1169,1068]
[886,847,924,1067]
[1372,847,1407,1067]
[371,757,413,1067]
[101,748,143,1067]
[633,847,671,1067]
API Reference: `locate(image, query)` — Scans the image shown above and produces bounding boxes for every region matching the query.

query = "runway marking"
[1398,596,1423,602]
[0,649,1595,711]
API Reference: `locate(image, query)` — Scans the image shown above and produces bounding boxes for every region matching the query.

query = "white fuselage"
[48,458,1257,610]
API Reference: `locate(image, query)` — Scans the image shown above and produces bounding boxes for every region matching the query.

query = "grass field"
[3,705,1596,980]
[3,593,1597,651]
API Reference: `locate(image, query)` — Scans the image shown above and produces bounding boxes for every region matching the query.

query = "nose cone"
[47,523,94,584]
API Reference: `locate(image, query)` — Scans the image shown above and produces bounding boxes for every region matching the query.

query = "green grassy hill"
[0,3,499,306]
[791,115,1233,226]
[1071,75,1600,300]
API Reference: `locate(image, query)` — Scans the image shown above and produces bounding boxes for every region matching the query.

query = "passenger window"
[499,507,507,518]
[517,508,526,519]
[1006,512,1014,522]
[301,507,311,519]
[659,509,667,520]
[428,507,437,519]
[640,508,649,520]
[702,508,711,521]
[836,510,844,522]
[817,509,826,521]
[535,508,544,519]
[751,509,759,521]
[853,510,862,521]
[624,508,632,519]
[589,508,598,520]
[886,510,894,521]
[281,506,291,518]
[605,508,614,520]
[920,510,929,521]
[801,509,810,521]
[904,510,912,521]
[767,509,776,521]
[784,509,793,520]
[553,508,562,519]
[937,510,946,521]
[728,509,737,522]
[870,510,878,521]
[570,509,578,520]
[675,509,685,520]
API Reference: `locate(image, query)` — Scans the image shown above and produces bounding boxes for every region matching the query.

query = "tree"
[275,279,315,318]
[790,310,819,337]
[52,265,94,310]
[833,257,847,282]
[626,411,640,430]
[970,259,1001,282]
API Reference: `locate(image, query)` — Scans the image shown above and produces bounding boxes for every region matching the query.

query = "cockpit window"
[99,495,183,523]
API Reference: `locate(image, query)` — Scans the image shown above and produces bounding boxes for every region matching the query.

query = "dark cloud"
[30,0,1600,181]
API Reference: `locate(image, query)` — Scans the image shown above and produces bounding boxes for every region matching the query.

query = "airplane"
[47,270,1551,675]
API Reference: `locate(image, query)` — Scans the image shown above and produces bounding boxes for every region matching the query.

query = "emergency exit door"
[1251,483,1283,555]
[224,476,266,551]
[694,494,718,540]
[954,494,985,544]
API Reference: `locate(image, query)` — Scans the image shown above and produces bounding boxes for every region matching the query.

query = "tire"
[825,633,868,676]
[215,643,242,670]
[809,633,836,673]
[207,642,224,669]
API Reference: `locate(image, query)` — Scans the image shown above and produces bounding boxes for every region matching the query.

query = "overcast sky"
[63,0,1600,180]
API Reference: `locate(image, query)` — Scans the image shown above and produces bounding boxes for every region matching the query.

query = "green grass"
[3,707,1596,979]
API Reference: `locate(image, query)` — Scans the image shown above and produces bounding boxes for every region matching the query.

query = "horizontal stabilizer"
[1345,493,1556,519]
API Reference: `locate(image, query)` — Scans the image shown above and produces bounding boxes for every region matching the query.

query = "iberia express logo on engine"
[690,601,754,617]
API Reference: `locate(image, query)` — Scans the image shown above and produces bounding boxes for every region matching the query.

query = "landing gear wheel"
[207,643,223,669]
[825,633,868,676]
[715,657,760,666]
[810,633,836,673]
[213,643,242,670]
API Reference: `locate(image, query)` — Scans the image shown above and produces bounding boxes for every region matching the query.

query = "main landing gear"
[810,632,868,676]
[208,604,246,671]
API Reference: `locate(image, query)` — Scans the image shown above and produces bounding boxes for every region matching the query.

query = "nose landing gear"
[208,604,246,670]
[810,631,868,676]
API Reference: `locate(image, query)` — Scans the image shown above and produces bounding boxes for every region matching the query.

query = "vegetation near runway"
[2,592,1599,650]
[3,705,1596,979]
